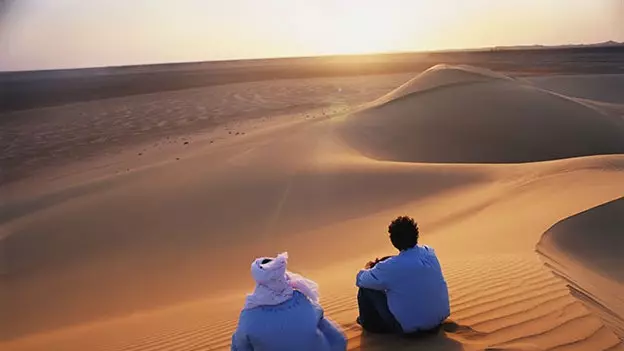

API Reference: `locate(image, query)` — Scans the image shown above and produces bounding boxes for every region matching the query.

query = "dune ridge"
[537,198,624,339]
[338,65,624,164]
[370,64,515,106]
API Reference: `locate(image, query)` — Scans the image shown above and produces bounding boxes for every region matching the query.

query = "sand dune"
[338,65,624,163]
[537,198,624,339]
[2,66,624,351]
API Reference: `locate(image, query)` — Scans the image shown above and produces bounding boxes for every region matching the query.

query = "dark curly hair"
[388,216,419,251]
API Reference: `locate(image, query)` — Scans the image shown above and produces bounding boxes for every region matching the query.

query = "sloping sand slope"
[1,66,623,351]
[338,66,624,163]
[537,198,624,339]
[528,74,624,104]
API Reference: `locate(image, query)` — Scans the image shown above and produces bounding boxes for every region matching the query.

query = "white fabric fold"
[244,252,319,310]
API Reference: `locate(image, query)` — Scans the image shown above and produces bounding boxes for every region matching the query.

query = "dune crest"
[338,65,624,164]
[374,64,515,105]
[537,198,624,339]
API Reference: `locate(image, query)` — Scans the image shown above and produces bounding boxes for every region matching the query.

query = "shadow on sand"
[352,321,484,350]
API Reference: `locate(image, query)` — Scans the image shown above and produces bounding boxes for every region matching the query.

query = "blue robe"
[231,291,347,351]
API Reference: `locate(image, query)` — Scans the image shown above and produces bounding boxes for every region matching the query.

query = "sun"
[288,2,437,57]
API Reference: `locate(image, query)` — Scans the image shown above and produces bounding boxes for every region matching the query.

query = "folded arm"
[356,262,390,291]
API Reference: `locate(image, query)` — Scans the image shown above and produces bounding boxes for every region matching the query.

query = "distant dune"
[494,40,624,51]
[337,65,624,163]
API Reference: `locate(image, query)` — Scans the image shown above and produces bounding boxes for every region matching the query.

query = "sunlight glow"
[0,0,622,71]
[325,4,402,54]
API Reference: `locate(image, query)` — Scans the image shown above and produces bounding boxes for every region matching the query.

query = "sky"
[0,0,622,71]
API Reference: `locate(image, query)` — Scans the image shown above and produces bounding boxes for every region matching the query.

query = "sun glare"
[308,1,439,55]
[327,6,399,54]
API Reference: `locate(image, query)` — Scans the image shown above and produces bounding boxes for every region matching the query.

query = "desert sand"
[1,63,624,351]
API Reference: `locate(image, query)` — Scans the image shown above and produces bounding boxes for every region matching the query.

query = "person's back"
[355,216,450,333]
[233,291,346,351]
[231,253,346,351]
[357,245,449,332]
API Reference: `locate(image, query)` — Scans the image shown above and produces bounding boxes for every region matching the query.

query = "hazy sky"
[1,0,622,71]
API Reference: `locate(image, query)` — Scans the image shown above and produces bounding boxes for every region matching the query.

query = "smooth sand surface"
[0,73,411,185]
[1,66,624,351]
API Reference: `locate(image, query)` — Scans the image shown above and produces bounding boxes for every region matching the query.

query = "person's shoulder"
[285,291,322,315]
[292,290,317,306]
[419,244,437,255]
[417,245,443,270]
[400,245,439,265]
[374,255,401,270]
[237,308,257,331]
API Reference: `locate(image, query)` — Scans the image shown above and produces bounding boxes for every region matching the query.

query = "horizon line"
[1,40,622,74]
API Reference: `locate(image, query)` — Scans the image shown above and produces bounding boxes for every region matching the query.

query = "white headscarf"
[243,252,319,310]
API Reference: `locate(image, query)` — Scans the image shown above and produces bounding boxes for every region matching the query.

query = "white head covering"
[243,252,319,310]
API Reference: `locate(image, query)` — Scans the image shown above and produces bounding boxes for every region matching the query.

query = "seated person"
[231,252,347,351]
[355,216,450,334]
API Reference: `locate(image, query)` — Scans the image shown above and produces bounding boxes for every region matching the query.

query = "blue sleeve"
[355,262,390,290]
[231,328,253,351]
[318,317,347,351]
